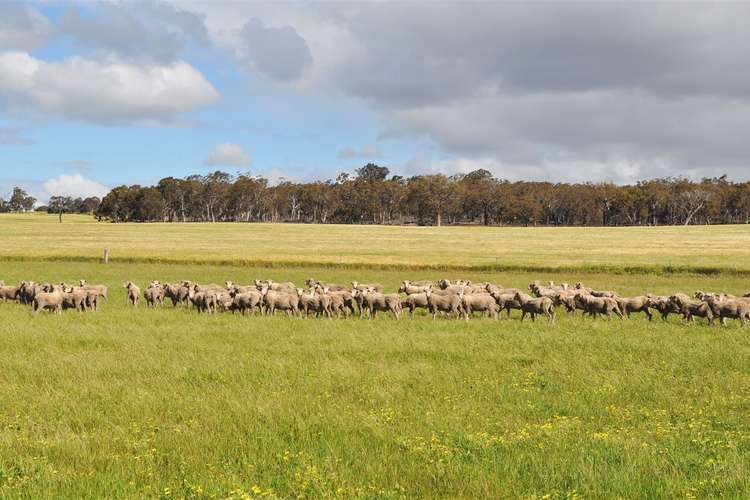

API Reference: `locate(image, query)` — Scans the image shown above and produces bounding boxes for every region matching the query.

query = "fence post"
[103,248,109,264]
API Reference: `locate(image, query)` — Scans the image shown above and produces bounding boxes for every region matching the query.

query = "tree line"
[0,165,738,226]
[94,165,750,226]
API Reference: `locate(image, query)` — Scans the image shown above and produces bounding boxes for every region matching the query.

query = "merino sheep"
[458,290,499,321]
[144,285,165,307]
[124,282,140,307]
[514,292,555,322]
[574,293,622,319]
[229,289,263,315]
[355,288,402,319]
[32,288,63,314]
[614,296,653,321]
[351,281,384,293]
[402,292,430,317]
[261,287,300,317]
[423,286,460,320]
[705,297,750,326]
[297,288,332,319]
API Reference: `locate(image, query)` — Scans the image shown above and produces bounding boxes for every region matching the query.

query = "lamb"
[124,281,140,307]
[514,292,555,322]
[458,290,499,321]
[423,286,460,320]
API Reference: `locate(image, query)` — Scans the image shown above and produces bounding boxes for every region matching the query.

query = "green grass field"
[1,215,749,498]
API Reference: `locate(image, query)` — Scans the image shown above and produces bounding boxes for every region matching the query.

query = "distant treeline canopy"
[94,165,750,226]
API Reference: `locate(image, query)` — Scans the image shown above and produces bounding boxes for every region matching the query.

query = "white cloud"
[0,51,219,124]
[204,143,252,166]
[43,174,109,200]
[0,4,52,51]
[337,143,381,159]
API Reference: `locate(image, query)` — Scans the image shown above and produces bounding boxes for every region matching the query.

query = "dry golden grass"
[2,213,750,273]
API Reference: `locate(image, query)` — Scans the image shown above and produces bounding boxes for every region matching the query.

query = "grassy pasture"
[3,213,750,273]
[1,216,749,498]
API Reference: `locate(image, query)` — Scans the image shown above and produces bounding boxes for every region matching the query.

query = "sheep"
[78,280,108,300]
[574,292,622,319]
[143,285,165,307]
[164,283,190,307]
[514,292,555,322]
[355,288,402,319]
[229,289,263,315]
[488,290,523,318]
[18,281,43,305]
[124,282,140,307]
[705,297,750,326]
[669,294,714,324]
[614,296,653,321]
[401,292,430,317]
[225,281,256,294]
[645,294,681,321]
[351,281,384,293]
[694,290,735,302]
[399,281,426,295]
[0,284,19,302]
[256,279,297,293]
[458,290,499,321]
[261,287,300,317]
[297,288,332,319]
[317,287,356,317]
[32,288,63,314]
[554,291,578,313]
[423,286,460,320]
[61,286,87,312]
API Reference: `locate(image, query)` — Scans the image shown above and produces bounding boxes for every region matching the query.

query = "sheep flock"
[3,277,750,326]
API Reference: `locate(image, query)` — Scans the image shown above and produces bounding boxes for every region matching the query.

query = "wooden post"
[103,248,109,264]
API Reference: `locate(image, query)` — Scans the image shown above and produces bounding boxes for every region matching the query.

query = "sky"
[2,1,750,203]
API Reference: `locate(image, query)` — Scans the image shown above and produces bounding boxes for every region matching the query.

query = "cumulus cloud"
[0,51,219,124]
[337,143,381,159]
[43,174,109,200]
[59,2,208,63]
[204,143,252,166]
[239,17,313,81]
[185,2,750,181]
[0,4,52,51]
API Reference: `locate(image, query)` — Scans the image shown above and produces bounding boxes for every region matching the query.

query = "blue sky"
[2,2,750,202]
